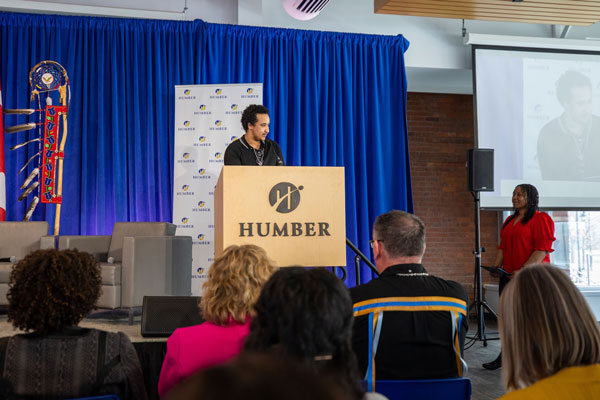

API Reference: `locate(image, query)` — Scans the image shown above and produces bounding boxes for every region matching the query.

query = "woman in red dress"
[482,183,556,370]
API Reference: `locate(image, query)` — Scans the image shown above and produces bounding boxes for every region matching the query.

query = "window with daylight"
[504,211,600,287]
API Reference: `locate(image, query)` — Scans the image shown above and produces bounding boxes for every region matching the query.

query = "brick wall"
[407,92,499,299]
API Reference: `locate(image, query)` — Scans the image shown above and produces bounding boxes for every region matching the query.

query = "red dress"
[499,211,555,274]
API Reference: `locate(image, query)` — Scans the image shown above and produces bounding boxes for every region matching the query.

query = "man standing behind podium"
[224,104,285,166]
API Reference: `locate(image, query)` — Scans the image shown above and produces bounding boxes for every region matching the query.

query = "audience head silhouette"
[163,352,347,400]
[371,210,426,272]
[201,244,277,325]
[244,267,363,400]
[500,264,600,391]
[7,248,100,335]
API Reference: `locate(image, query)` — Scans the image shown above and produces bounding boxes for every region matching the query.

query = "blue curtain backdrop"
[0,12,412,285]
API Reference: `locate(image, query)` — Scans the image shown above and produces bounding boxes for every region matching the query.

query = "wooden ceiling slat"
[380,4,600,18]
[378,8,595,25]
[378,10,598,23]
[382,0,600,13]
[375,0,600,25]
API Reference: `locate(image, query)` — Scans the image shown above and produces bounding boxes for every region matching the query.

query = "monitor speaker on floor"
[141,296,204,338]
[468,148,494,192]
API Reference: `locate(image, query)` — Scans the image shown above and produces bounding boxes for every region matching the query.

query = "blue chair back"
[370,378,471,400]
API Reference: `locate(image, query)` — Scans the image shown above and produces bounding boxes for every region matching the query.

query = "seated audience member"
[499,264,600,400]
[163,353,348,400]
[158,244,277,397]
[244,268,376,400]
[0,249,147,400]
[351,210,468,381]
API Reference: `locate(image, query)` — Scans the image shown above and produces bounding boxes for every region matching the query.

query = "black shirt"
[224,136,285,166]
[350,263,468,380]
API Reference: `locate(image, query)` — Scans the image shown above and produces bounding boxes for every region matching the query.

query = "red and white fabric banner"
[0,81,5,221]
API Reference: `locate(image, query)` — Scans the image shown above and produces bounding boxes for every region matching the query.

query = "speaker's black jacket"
[224,136,285,166]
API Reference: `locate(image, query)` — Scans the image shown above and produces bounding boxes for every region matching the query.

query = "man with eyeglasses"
[224,104,285,166]
[350,210,468,381]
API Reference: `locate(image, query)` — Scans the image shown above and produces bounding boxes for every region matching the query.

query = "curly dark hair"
[504,184,540,227]
[244,268,364,400]
[7,249,101,335]
[241,104,269,131]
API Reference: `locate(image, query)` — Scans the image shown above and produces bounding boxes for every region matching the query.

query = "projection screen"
[473,44,600,209]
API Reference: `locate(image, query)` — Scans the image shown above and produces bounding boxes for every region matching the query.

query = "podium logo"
[269,182,303,213]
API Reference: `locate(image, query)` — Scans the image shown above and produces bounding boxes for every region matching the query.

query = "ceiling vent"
[282,0,331,21]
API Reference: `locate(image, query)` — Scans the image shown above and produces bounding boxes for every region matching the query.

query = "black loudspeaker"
[468,149,494,192]
[141,296,205,338]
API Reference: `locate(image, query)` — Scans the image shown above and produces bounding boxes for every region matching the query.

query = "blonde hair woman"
[158,244,277,397]
[499,264,600,399]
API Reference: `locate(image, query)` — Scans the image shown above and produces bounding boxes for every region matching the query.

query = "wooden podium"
[214,166,346,267]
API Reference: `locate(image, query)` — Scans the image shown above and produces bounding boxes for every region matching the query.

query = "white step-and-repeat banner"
[173,83,263,294]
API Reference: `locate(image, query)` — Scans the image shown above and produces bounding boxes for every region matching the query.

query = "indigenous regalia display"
[3,61,70,235]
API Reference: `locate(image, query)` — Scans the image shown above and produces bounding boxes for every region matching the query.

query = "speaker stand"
[466,191,499,346]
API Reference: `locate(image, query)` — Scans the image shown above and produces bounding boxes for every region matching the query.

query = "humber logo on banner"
[193,167,211,180]
[210,152,224,164]
[226,103,241,115]
[210,88,226,99]
[195,233,210,245]
[176,184,194,196]
[178,152,194,164]
[193,200,210,212]
[195,136,211,147]
[195,104,211,115]
[242,87,259,99]
[178,89,195,100]
[179,217,193,229]
[178,120,195,132]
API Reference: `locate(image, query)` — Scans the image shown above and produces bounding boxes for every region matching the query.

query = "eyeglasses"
[369,239,383,249]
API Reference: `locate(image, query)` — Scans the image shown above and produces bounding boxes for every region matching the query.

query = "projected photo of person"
[537,70,600,181]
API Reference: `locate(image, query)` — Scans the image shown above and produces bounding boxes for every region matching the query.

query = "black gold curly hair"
[7,249,101,335]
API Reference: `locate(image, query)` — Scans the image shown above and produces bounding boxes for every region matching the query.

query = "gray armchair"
[58,222,192,320]
[0,221,55,305]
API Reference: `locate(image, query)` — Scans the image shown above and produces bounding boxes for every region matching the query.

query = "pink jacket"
[157,317,251,397]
